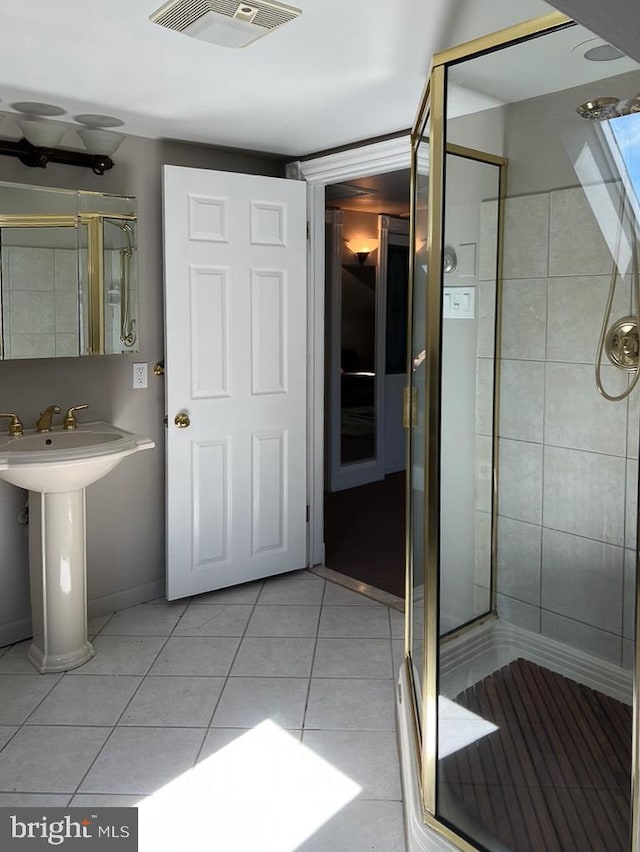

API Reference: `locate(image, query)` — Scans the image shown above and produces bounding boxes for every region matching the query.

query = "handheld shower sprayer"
[105,219,137,348]
[575,95,640,401]
[594,193,640,402]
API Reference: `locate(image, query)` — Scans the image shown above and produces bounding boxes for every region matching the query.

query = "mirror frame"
[0,210,137,358]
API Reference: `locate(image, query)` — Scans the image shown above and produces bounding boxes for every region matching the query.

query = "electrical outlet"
[133,362,148,389]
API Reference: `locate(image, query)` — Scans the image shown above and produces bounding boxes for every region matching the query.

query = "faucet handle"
[63,404,89,431]
[0,412,24,436]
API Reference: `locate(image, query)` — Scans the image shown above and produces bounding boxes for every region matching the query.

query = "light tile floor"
[0,570,407,851]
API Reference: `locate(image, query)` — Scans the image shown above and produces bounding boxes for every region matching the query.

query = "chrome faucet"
[36,405,61,433]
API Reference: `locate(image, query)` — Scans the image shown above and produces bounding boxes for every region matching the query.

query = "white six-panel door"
[163,166,307,600]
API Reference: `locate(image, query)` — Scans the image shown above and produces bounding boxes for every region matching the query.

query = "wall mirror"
[0,181,138,359]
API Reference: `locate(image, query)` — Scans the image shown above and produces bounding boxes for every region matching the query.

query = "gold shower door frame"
[404,9,640,851]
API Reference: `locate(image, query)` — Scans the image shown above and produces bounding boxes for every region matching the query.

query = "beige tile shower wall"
[480,186,637,666]
[4,247,79,358]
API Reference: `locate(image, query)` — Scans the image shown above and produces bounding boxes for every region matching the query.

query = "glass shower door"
[414,13,640,852]
[439,150,500,634]
[407,125,429,719]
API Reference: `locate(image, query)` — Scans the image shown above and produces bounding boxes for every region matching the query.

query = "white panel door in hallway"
[163,166,307,600]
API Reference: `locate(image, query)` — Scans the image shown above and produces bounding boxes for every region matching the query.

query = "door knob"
[174,412,191,429]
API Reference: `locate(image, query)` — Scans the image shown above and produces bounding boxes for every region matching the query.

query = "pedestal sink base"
[27,638,94,674]
[28,489,95,674]
[0,421,155,674]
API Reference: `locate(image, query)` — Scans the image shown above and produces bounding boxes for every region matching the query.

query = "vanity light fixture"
[0,109,125,175]
[77,128,125,157]
[0,132,116,175]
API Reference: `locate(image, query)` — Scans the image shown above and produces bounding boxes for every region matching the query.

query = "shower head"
[576,97,621,121]
[620,95,640,114]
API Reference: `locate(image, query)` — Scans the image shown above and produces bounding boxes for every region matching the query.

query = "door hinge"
[306,505,310,523]
[403,387,417,429]
[163,415,168,427]
[306,221,310,240]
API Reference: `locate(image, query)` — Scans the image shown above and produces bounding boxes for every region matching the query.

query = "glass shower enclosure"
[401,9,640,852]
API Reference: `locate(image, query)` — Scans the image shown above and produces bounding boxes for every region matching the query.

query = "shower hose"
[595,191,640,402]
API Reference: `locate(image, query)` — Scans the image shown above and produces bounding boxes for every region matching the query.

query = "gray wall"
[0,130,284,645]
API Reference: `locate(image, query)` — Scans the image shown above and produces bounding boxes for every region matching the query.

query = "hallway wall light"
[346,238,379,265]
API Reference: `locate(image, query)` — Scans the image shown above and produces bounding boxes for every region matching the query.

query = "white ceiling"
[0,0,637,158]
[447,23,640,119]
[0,0,562,157]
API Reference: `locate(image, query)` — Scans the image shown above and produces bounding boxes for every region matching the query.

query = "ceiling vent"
[149,0,302,49]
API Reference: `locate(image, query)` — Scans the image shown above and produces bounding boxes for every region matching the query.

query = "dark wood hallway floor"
[323,472,405,598]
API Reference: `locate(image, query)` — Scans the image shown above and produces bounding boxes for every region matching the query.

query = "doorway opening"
[322,170,410,600]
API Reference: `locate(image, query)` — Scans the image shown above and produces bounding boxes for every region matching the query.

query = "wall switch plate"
[443,287,475,319]
[133,362,148,389]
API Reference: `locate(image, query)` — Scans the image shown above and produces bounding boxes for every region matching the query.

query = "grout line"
[0,726,22,757]
[538,265,549,632]
[0,573,405,802]
[69,610,190,798]
[497,512,628,550]
[300,578,326,736]
[498,433,629,459]
[19,673,65,726]
[388,607,398,683]
[192,581,265,766]
[65,724,119,800]
[89,611,116,637]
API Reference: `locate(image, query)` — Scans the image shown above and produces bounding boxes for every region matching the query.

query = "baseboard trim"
[385,462,406,475]
[0,616,32,648]
[87,579,165,621]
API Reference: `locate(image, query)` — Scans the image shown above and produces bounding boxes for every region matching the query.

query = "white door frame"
[287,135,412,568]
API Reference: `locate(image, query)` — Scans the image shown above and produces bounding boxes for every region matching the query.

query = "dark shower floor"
[441,658,632,852]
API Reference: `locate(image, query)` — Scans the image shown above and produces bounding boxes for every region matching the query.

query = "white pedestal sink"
[0,421,154,673]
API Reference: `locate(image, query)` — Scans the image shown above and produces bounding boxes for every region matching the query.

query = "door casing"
[287,135,412,568]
